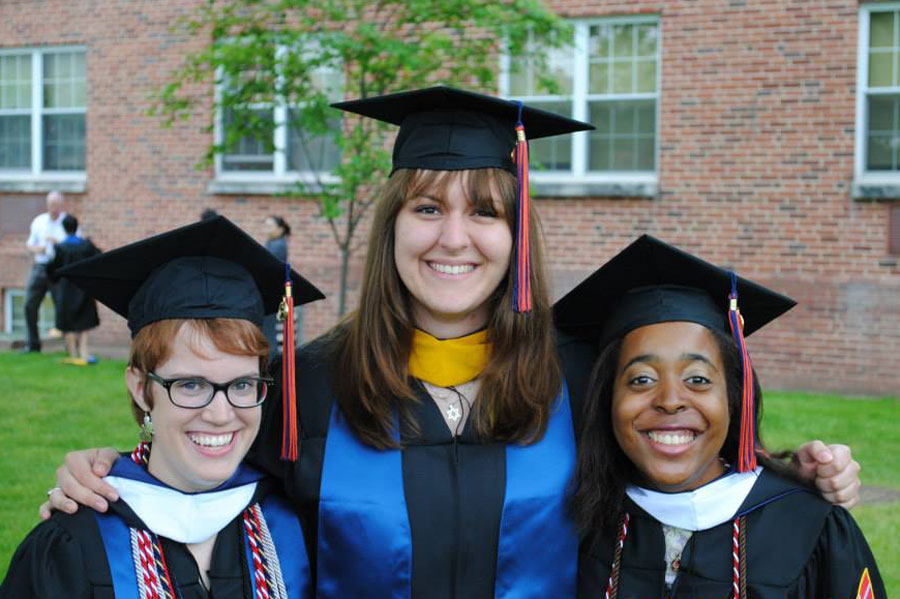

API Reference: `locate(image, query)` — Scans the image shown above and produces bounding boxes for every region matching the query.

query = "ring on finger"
[46,487,61,496]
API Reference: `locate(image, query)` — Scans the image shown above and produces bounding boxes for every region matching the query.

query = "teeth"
[648,431,696,446]
[189,432,234,448]
[430,262,474,275]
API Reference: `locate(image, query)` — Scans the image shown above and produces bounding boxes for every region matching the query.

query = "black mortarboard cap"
[57,216,325,337]
[555,234,796,473]
[331,85,594,174]
[554,234,796,347]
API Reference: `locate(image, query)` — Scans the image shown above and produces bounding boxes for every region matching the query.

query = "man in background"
[22,191,68,353]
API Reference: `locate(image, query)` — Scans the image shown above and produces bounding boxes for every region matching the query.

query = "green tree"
[156,0,566,316]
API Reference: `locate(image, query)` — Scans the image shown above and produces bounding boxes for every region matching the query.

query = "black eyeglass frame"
[146,371,273,409]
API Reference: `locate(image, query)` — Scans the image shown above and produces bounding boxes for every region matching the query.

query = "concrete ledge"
[207,179,327,196]
[531,179,658,198]
[851,179,900,201]
[0,179,87,194]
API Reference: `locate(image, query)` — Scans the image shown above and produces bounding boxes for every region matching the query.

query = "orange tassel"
[512,103,532,313]
[728,275,757,472]
[280,276,298,462]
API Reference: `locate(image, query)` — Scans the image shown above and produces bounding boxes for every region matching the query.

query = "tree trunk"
[338,243,350,317]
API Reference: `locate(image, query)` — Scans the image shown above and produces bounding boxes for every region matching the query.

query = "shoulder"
[0,511,104,598]
[738,470,834,584]
[742,471,884,595]
[29,213,48,229]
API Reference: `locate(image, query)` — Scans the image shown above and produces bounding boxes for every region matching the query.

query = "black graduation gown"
[577,469,887,599]
[0,480,283,599]
[48,237,101,332]
[249,331,595,599]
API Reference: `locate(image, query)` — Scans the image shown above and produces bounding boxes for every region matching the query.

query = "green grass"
[0,352,897,593]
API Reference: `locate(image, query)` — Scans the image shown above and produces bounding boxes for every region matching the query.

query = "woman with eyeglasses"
[0,217,321,599]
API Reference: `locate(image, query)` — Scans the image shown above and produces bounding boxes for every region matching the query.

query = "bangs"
[403,168,515,216]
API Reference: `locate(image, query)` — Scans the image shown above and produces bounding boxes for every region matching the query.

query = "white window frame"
[500,15,660,197]
[3,288,55,335]
[0,46,87,191]
[854,2,900,197]
[211,45,342,194]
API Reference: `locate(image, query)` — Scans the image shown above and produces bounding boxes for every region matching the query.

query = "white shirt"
[26,212,67,264]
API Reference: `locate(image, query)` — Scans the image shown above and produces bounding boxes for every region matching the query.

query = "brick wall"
[1,0,897,395]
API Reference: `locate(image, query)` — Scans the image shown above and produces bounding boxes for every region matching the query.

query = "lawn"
[0,351,897,593]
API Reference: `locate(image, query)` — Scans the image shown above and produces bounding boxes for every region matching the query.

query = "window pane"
[612,61,632,94]
[0,54,32,110]
[287,109,340,172]
[589,135,611,171]
[0,115,31,168]
[636,137,655,170]
[636,100,656,134]
[869,50,894,87]
[589,60,609,94]
[589,24,611,57]
[508,66,531,97]
[43,114,86,170]
[510,34,573,96]
[589,100,655,172]
[870,12,895,49]
[613,25,633,58]
[867,95,900,170]
[869,95,896,130]
[613,137,636,170]
[636,59,656,93]
[44,51,86,109]
[867,134,895,170]
[221,108,274,172]
[544,46,574,95]
[636,25,658,57]
[527,100,572,170]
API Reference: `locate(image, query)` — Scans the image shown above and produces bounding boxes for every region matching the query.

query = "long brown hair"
[332,168,562,449]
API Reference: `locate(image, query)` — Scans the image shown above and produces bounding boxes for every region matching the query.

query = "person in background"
[558,235,885,599]
[22,190,68,353]
[1,216,321,599]
[262,215,298,359]
[48,214,101,365]
[264,215,291,262]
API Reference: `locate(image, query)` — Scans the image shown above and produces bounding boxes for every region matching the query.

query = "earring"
[139,412,154,442]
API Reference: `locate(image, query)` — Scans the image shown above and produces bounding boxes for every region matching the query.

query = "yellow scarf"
[408,329,491,387]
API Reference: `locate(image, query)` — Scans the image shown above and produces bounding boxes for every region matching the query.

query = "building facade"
[1,0,898,395]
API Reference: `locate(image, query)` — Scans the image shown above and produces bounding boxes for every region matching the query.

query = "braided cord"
[254,503,288,599]
[739,515,748,599]
[604,512,630,599]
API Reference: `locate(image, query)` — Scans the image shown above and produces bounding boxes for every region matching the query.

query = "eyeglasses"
[146,372,273,409]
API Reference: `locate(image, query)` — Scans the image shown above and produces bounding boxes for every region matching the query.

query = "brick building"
[1,0,898,396]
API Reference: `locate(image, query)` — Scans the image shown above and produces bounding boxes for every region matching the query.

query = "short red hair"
[127,318,269,424]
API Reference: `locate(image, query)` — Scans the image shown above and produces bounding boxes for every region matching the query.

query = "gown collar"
[105,457,261,543]
[626,466,763,531]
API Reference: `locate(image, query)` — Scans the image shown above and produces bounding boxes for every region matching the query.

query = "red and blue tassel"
[280,263,298,462]
[728,272,757,472]
[512,101,532,313]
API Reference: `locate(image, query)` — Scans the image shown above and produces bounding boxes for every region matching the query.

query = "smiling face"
[393,170,513,338]
[612,321,729,492]
[126,324,262,492]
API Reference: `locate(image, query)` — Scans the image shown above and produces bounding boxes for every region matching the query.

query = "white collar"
[105,475,257,543]
[625,467,763,531]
